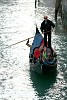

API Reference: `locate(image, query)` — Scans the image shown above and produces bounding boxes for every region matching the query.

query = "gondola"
[27,28,57,74]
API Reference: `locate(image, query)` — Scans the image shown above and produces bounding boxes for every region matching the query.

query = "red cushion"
[34,48,41,59]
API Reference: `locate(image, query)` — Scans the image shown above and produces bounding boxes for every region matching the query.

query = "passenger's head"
[46,48,51,56]
[44,47,47,52]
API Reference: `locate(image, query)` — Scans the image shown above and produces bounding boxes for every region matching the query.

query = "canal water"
[0,0,67,100]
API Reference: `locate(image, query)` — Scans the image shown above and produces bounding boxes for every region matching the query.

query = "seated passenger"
[42,47,53,61]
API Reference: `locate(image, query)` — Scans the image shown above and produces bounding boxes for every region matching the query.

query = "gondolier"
[40,16,55,48]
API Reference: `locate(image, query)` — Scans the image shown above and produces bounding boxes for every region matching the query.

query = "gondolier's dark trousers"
[44,32,51,48]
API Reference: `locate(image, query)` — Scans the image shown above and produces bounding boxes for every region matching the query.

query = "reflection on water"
[30,71,57,99]
[0,0,67,100]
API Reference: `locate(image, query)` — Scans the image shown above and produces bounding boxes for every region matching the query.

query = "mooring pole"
[35,0,37,8]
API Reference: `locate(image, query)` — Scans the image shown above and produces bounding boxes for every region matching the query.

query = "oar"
[7,26,39,47]
[4,36,34,49]
[10,36,34,46]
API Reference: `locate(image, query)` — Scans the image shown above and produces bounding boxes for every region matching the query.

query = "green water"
[0,0,67,100]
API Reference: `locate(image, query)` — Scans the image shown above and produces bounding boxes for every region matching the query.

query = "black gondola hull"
[29,57,57,74]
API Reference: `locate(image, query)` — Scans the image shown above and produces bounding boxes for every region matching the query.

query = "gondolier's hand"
[42,32,45,34]
[42,30,45,34]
